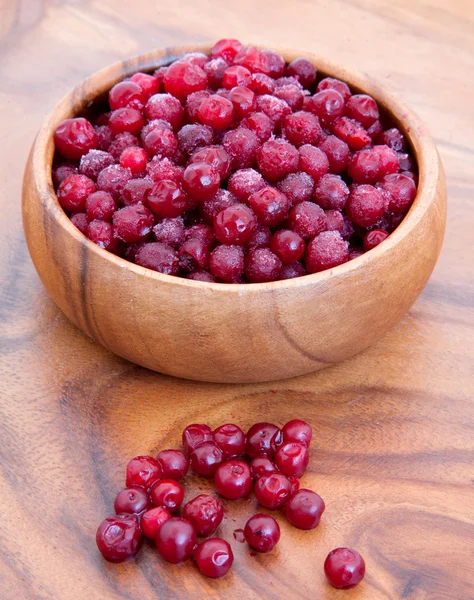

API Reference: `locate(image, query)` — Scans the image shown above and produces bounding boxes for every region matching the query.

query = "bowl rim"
[29,43,441,293]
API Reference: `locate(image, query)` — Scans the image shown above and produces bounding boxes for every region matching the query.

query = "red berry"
[277,172,314,206]
[285,489,325,529]
[346,184,388,227]
[228,168,265,202]
[213,424,246,459]
[179,238,210,272]
[308,89,345,126]
[153,217,185,248]
[183,162,221,202]
[333,116,371,151]
[125,455,162,490]
[108,132,140,161]
[250,456,279,478]
[298,144,329,181]
[156,517,197,563]
[234,46,270,75]
[198,94,234,130]
[190,441,224,477]
[79,150,115,180]
[135,243,180,275]
[215,460,252,499]
[70,212,88,235]
[87,220,117,252]
[210,39,244,63]
[275,442,309,477]
[254,473,292,509]
[144,93,184,130]
[189,145,230,179]
[248,187,290,227]
[188,271,216,282]
[96,514,142,563]
[55,117,98,159]
[183,494,224,537]
[318,135,350,173]
[148,179,189,218]
[209,245,245,282]
[377,173,417,213]
[142,127,178,158]
[282,419,312,447]
[348,146,398,184]
[288,475,300,494]
[382,128,407,152]
[114,487,150,514]
[287,201,327,239]
[97,164,132,199]
[245,423,283,458]
[228,86,257,118]
[119,146,148,174]
[279,262,306,280]
[113,204,154,243]
[256,94,291,126]
[195,538,233,578]
[286,58,316,88]
[202,189,237,223]
[141,506,172,539]
[249,73,276,95]
[150,479,185,512]
[222,65,252,90]
[130,72,160,99]
[109,107,145,135]
[95,125,113,151]
[85,190,116,222]
[241,111,274,142]
[109,81,144,110]
[146,156,184,183]
[204,58,229,88]
[164,60,208,100]
[324,547,366,589]
[248,224,272,250]
[53,162,78,188]
[57,174,96,212]
[122,178,153,206]
[245,248,282,283]
[257,140,299,182]
[222,127,260,169]
[345,94,379,128]
[263,49,286,78]
[363,229,389,251]
[156,449,189,480]
[270,230,305,264]
[314,174,349,210]
[305,231,349,273]
[274,84,305,111]
[182,424,213,455]
[186,90,211,122]
[214,204,257,245]
[317,77,351,102]
[244,514,280,553]
[283,111,323,147]
[324,209,344,233]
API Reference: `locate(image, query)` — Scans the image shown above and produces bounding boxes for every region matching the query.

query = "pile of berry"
[96,419,365,589]
[53,39,417,283]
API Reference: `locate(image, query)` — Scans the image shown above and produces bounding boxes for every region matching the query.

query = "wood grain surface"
[1,1,473,599]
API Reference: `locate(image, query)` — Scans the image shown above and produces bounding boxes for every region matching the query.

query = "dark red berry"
[250,456,279,478]
[108,132,140,161]
[183,162,221,202]
[190,441,224,477]
[97,164,132,199]
[135,243,180,275]
[122,178,153,206]
[194,538,233,578]
[109,81,144,110]
[228,168,265,202]
[285,489,325,529]
[277,172,314,206]
[246,423,283,458]
[270,230,305,264]
[125,455,162,490]
[305,231,349,273]
[345,94,379,128]
[274,84,305,111]
[222,127,260,169]
[141,506,172,539]
[318,135,350,173]
[228,86,257,118]
[150,479,184,512]
[249,73,276,95]
[314,174,349,210]
[202,189,237,223]
[57,174,97,212]
[209,245,245,282]
[324,209,345,234]
[215,460,252,500]
[275,442,309,477]
[113,204,154,243]
[286,58,316,88]
[254,473,292,509]
[282,419,312,447]
[96,514,142,563]
[109,108,145,135]
[308,89,345,126]
[182,424,213,455]
[382,128,407,152]
[245,248,282,283]
[263,49,286,78]
[257,139,299,182]
[279,262,306,279]
[189,145,230,179]
[248,224,272,250]
[244,514,280,553]
[156,517,197,563]
[87,220,117,252]
[346,185,388,227]
[153,217,185,248]
[248,187,290,227]
[210,39,244,63]
[164,60,208,101]
[333,116,371,151]
[183,494,224,537]
[114,487,150,514]
[156,449,189,480]
[363,229,389,251]
[240,111,274,142]
[283,111,323,147]
[148,179,189,218]
[79,150,115,181]
[179,238,210,272]
[55,118,98,159]
[204,58,229,88]
[214,204,257,245]
[53,162,78,188]
[298,144,329,181]
[70,212,88,235]
[213,424,246,459]
[317,77,351,102]
[95,125,114,151]
[146,156,184,183]
[377,173,417,213]
[324,547,366,589]
[287,201,327,239]
[256,94,291,126]
[188,271,216,282]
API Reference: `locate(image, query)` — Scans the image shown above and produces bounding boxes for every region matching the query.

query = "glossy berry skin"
[285,489,325,530]
[96,514,142,563]
[222,65,252,90]
[244,514,280,553]
[156,449,189,480]
[222,127,260,170]
[254,473,292,509]
[314,174,350,211]
[119,146,148,174]
[283,111,323,147]
[87,220,117,252]
[298,144,329,181]
[363,229,389,251]
[57,174,96,212]
[156,517,198,564]
[211,38,244,62]
[241,111,274,142]
[130,72,160,98]
[85,191,115,222]
[113,204,154,243]
[345,94,379,128]
[324,548,366,589]
[275,442,309,477]
[109,81,144,110]
[317,77,351,102]
[190,441,224,477]
[148,179,189,218]
[182,424,213,455]
[198,95,235,130]
[305,231,349,273]
[257,139,299,182]
[164,60,208,101]
[189,145,231,179]
[248,187,290,227]
[246,423,283,458]
[214,204,257,245]
[250,456,279,479]
[183,162,221,202]
[333,117,371,151]
[141,506,172,540]
[215,460,252,500]
[318,135,350,174]
[282,419,312,447]
[125,455,162,490]
[55,118,98,159]
[270,230,305,264]
[109,108,145,135]
[212,424,246,459]
[150,479,184,512]
[229,86,257,118]
[308,89,345,126]
[195,538,234,578]
[378,173,417,213]
[114,487,150,515]
[183,494,224,537]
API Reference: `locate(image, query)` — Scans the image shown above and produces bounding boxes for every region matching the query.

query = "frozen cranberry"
[367,119,383,141]
[211,38,244,62]
[141,119,173,140]
[275,442,309,477]
[130,72,160,99]
[307,89,345,126]
[119,147,147,174]
[185,224,215,247]
[79,150,114,181]
[85,191,116,222]
[285,489,325,529]
[324,548,366,589]
[195,537,233,578]
[245,248,282,283]
[256,94,291,127]
[287,201,326,239]
[147,180,188,218]
[227,86,256,118]
[227,169,264,202]
[274,84,305,111]
[284,58,315,88]
[346,185,388,227]
[215,460,252,500]
[279,262,306,279]
[190,441,224,477]
[333,116,371,151]
[125,456,162,490]
[114,487,150,514]
[108,132,140,160]
[314,174,349,210]
[244,514,280,553]
[55,117,98,159]
[349,145,399,184]
[257,140,299,182]
[182,163,220,202]
[150,479,184,512]
[277,172,314,206]
[341,214,355,241]
[248,224,272,250]
[397,152,415,172]
[153,217,185,248]
[108,107,145,136]
[222,127,260,169]
[188,271,216,282]
[270,230,305,264]
[214,204,257,244]
[213,424,246,459]
[70,212,88,235]
[234,46,270,75]
[56,174,96,212]
[96,514,142,563]
[189,145,230,179]
[246,423,283,458]
[363,228,389,251]
[135,243,179,275]
[222,65,252,90]
[306,231,349,273]
[53,162,78,188]
[182,424,213,455]
[317,77,351,102]
[113,204,153,242]
[254,473,292,509]
[179,238,210,272]
[262,49,285,78]
[146,156,184,183]
[156,449,189,480]
[204,57,229,88]
[153,66,168,89]
[282,419,312,447]
[183,494,224,537]
[87,220,117,252]
[241,111,274,142]
[185,90,210,123]
[156,517,197,563]
[141,506,172,539]
[318,135,350,173]
[95,125,114,151]
[142,127,178,159]
[109,81,144,110]
[345,94,379,128]
[209,245,245,282]
[298,145,329,181]
[249,73,276,95]
[180,52,207,68]
[122,178,152,206]
[197,94,234,131]
[176,126,212,158]
[248,187,290,227]
[164,60,207,100]
[275,76,303,89]
[282,112,323,148]
[97,164,132,199]
[378,173,417,213]
[250,456,279,478]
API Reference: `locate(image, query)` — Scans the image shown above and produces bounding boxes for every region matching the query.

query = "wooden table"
[1,1,473,598]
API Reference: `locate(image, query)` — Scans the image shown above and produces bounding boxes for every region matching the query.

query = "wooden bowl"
[22,45,447,384]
